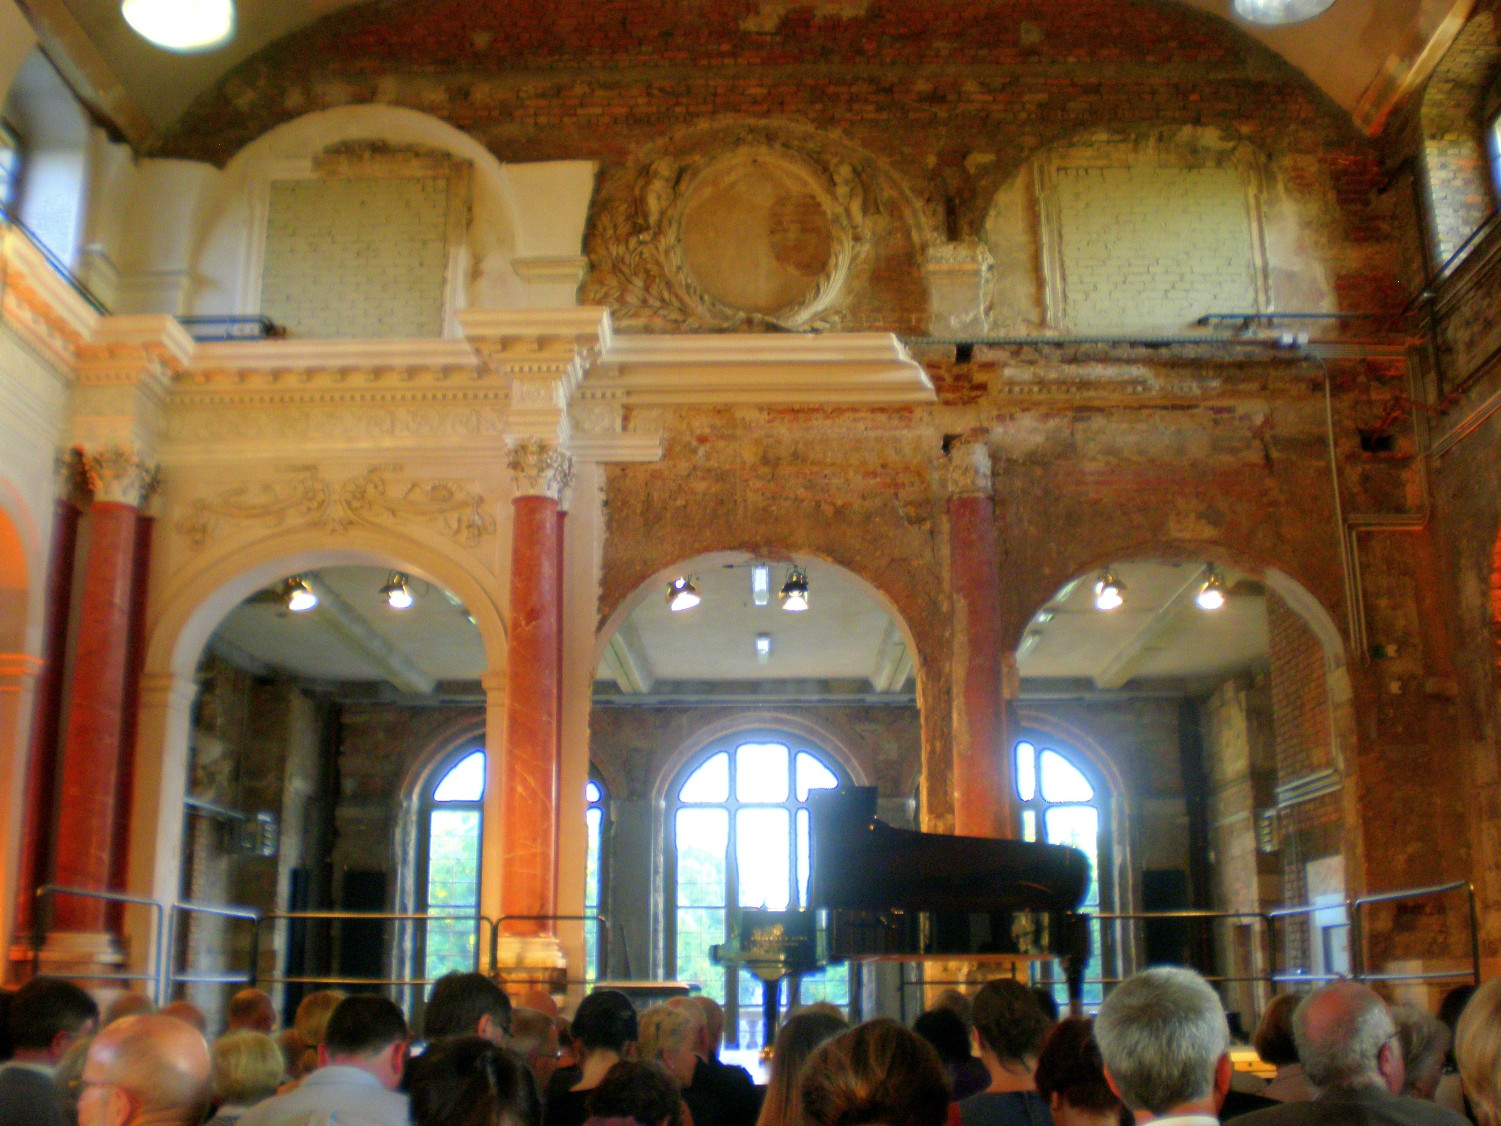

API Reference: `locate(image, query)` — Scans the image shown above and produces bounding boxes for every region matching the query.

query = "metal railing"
[30,885,167,1002]
[165,900,264,997]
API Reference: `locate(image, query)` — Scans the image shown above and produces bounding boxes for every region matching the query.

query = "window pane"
[737,742,790,803]
[426,809,480,908]
[796,809,810,908]
[1040,749,1094,802]
[736,808,790,909]
[795,752,838,800]
[675,907,726,1001]
[1021,809,1037,842]
[586,779,602,804]
[433,749,486,802]
[680,752,730,803]
[1015,741,1036,801]
[798,964,850,1010]
[676,808,728,906]
[585,808,602,910]
[1044,805,1100,906]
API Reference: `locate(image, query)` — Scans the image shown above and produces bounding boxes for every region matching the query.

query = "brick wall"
[260,177,450,339]
[1420,10,1500,266]
[1053,164,1258,332]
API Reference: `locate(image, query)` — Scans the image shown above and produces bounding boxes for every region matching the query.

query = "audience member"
[208,1030,284,1125]
[932,991,973,1029]
[799,1019,949,1126]
[237,994,409,1126]
[522,992,561,1021]
[1254,997,1314,1104]
[913,1007,988,1101]
[102,995,154,1028]
[1033,991,1062,1025]
[276,989,343,1084]
[1393,1005,1450,1101]
[0,987,14,1062]
[755,1009,848,1126]
[75,1014,211,1126]
[225,991,277,1036]
[586,1061,684,1126]
[1436,986,1476,1119]
[1236,982,1468,1126]
[1456,977,1501,1126]
[957,979,1052,1126]
[0,977,99,1126]
[158,1001,209,1037]
[53,1034,92,1126]
[513,1007,562,1090]
[408,1035,542,1126]
[1094,966,1231,1123]
[637,1007,700,1108]
[545,990,638,1126]
[666,996,757,1126]
[425,972,513,1045]
[1033,1018,1121,1126]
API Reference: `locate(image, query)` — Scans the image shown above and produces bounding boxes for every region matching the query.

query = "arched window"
[666,734,849,1048]
[586,773,608,983]
[1014,737,1109,1006]
[417,745,486,985]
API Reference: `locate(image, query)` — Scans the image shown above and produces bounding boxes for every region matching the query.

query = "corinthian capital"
[947,438,993,498]
[507,439,574,501]
[79,445,160,507]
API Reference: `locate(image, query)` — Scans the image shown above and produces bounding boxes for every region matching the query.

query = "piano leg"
[762,976,781,1052]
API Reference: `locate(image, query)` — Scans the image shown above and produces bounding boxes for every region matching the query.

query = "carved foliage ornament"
[176,465,496,547]
[583,124,886,331]
[79,446,161,507]
[506,439,574,502]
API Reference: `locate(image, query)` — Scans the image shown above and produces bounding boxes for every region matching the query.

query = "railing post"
[1348,896,1364,980]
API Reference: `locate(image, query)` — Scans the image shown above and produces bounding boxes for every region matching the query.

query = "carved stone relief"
[583,122,902,330]
[175,464,496,547]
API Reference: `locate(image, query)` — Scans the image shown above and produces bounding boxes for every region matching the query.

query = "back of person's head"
[1293,982,1395,1090]
[638,1005,693,1062]
[1034,1018,1120,1116]
[158,1000,208,1035]
[971,979,1050,1063]
[913,1008,972,1066]
[426,972,513,1041]
[408,1035,542,1126]
[8,977,99,1053]
[799,1019,949,1126]
[1392,1003,1450,1098]
[103,992,155,1027]
[226,988,277,1033]
[293,989,345,1047]
[1457,978,1501,1126]
[930,989,971,1029]
[587,1060,683,1126]
[690,996,725,1049]
[85,1013,211,1126]
[573,990,638,1054]
[1094,966,1229,1117]
[1252,995,1301,1068]
[1033,989,1061,1024]
[324,994,409,1058]
[759,1009,850,1126]
[212,1029,284,1106]
[511,1008,557,1058]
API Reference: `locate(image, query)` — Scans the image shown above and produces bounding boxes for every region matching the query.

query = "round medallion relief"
[677,154,840,319]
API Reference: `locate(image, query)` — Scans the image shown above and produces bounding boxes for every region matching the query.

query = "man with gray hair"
[1096,966,1232,1123]
[1237,982,1469,1126]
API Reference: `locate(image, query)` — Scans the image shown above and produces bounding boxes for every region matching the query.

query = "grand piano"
[711,786,1093,1046]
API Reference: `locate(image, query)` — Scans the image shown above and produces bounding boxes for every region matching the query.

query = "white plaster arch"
[185,104,595,319]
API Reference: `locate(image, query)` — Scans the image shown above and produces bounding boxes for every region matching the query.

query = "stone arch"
[129,524,507,968]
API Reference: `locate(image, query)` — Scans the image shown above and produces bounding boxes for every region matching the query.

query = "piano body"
[711,786,1093,1047]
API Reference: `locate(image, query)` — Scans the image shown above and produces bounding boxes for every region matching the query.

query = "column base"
[494,934,568,999]
[31,931,128,997]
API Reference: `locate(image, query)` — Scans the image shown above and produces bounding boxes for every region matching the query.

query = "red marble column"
[107,514,154,932]
[51,499,143,933]
[500,481,565,939]
[12,490,83,939]
[948,439,1018,840]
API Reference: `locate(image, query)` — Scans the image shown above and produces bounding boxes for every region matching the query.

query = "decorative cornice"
[511,256,590,285]
[1,229,100,370]
[78,445,160,507]
[506,439,574,501]
[586,331,934,405]
[186,338,480,378]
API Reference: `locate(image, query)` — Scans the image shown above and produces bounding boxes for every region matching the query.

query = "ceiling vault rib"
[604,619,654,695]
[302,576,437,695]
[1092,566,1209,691]
[16,0,155,146]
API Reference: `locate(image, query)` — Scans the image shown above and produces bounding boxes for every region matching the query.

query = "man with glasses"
[0,976,98,1126]
[74,1013,210,1126]
[1237,982,1469,1126]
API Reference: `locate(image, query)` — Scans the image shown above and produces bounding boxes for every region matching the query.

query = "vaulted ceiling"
[15,0,1477,146]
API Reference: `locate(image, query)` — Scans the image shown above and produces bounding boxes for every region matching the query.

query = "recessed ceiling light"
[1232,0,1334,27]
[121,0,236,51]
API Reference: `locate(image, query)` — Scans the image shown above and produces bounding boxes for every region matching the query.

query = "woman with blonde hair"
[637,1005,698,1089]
[1456,978,1501,1125]
[209,1030,285,1124]
[756,1009,849,1126]
[276,989,345,1087]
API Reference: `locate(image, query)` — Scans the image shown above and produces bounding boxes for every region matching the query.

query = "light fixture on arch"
[779,567,810,612]
[121,0,236,51]
[1093,569,1125,612]
[381,572,415,610]
[1196,566,1228,611]
[285,576,318,613]
[667,576,701,612]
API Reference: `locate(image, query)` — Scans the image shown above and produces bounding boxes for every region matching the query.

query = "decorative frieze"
[175,464,496,547]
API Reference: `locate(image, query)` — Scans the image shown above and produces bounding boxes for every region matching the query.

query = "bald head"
[1294,982,1402,1095]
[80,1014,210,1126]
